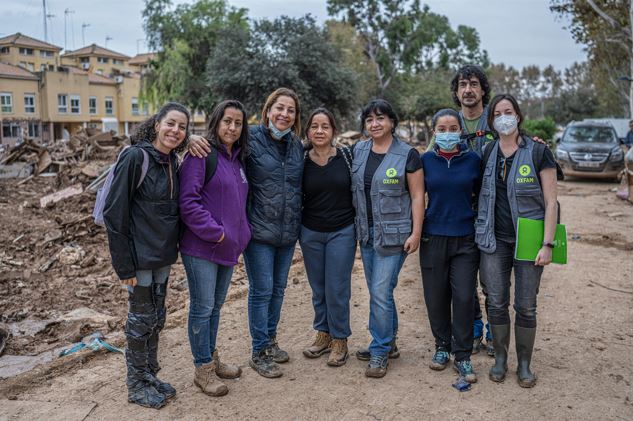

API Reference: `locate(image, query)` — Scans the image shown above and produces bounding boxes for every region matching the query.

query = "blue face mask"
[435,132,461,151]
[268,120,292,139]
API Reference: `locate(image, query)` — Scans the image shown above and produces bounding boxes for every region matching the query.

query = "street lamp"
[82,23,90,46]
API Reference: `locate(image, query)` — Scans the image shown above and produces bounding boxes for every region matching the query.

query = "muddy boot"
[125,286,166,409]
[327,338,349,367]
[213,349,242,379]
[356,336,399,361]
[515,325,537,388]
[489,324,510,383]
[194,361,228,396]
[146,282,176,399]
[250,349,282,378]
[267,336,289,363]
[303,331,332,358]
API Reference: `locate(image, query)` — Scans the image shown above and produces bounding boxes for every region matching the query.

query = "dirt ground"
[1,179,632,421]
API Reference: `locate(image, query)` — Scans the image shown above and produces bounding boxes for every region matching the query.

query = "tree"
[326,0,488,96]
[206,16,358,124]
[551,0,632,117]
[142,0,248,113]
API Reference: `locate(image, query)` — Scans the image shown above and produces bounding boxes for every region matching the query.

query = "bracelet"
[542,241,555,249]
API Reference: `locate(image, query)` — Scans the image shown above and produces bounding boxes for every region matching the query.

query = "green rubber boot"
[515,325,537,388]
[488,324,510,383]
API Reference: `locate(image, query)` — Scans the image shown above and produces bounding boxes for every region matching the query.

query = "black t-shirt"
[364,148,422,226]
[302,149,355,232]
[494,146,556,239]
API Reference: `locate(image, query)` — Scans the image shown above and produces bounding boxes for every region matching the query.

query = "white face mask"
[493,114,518,136]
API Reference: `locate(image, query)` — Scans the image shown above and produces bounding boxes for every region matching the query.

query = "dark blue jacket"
[246,124,304,246]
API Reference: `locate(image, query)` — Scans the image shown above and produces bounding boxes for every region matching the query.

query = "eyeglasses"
[498,156,508,181]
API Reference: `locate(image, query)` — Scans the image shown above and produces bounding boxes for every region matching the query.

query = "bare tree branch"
[585,0,632,38]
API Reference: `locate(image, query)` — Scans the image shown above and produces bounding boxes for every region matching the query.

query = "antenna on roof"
[105,36,113,48]
[82,23,90,47]
[42,0,48,42]
[64,9,75,50]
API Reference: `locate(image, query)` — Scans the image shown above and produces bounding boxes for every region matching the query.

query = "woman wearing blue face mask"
[419,108,482,384]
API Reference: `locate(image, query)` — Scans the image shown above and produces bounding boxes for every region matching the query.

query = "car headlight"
[611,147,623,161]
[555,148,569,160]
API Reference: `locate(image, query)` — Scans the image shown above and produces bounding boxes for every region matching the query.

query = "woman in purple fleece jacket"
[179,100,251,397]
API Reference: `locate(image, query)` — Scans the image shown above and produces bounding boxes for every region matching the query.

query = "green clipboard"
[515,217,567,264]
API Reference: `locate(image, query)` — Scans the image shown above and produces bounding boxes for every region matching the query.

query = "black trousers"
[419,234,479,361]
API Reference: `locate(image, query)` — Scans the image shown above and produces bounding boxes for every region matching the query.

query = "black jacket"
[104,141,180,280]
[246,124,304,246]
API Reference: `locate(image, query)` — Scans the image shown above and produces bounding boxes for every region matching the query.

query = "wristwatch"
[542,241,555,249]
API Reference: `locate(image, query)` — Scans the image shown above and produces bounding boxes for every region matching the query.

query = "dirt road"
[1,180,632,420]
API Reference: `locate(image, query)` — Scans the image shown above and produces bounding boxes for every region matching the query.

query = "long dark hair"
[487,93,525,137]
[359,98,399,135]
[206,99,249,163]
[451,64,491,108]
[130,102,191,153]
[303,107,338,149]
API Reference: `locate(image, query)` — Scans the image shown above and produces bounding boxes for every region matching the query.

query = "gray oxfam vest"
[475,135,545,254]
[352,137,413,256]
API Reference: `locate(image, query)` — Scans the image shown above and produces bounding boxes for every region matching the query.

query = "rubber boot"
[488,324,510,383]
[125,286,166,409]
[515,325,537,388]
[146,282,176,399]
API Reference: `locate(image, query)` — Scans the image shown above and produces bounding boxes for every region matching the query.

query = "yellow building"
[0,62,41,146]
[128,53,156,74]
[61,44,130,76]
[0,33,62,72]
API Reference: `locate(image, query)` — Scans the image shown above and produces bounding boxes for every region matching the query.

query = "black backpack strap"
[340,146,353,174]
[531,140,562,223]
[204,147,218,186]
[482,140,494,165]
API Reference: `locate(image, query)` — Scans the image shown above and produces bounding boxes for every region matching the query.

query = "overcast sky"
[0,0,586,70]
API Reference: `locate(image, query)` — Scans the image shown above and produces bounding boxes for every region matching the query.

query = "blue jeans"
[244,240,296,353]
[129,265,170,292]
[299,224,356,339]
[182,254,234,366]
[479,238,543,328]
[360,228,407,356]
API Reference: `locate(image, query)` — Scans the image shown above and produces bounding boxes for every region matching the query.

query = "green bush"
[523,118,557,144]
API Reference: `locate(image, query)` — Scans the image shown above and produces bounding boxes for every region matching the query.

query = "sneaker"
[267,337,290,363]
[472,336,483,354]
[303,331,332,358]
[249,350,282,378]
[485,341,495,357]
[365,354,389,378]
[327,338,348,367]
[429,350,450,371]
[356,337,399,361]
[453,360,477,384]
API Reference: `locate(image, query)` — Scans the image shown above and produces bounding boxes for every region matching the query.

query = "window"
[0,47,9,54]
[58,94,67,113]
[48,64,55,71]
[89,96,97,115]
[113,59,123,65]
[2,122,20,138]
[79,57,89,63]
[19,47,34,55]
[142,102,149,116]
[40,50,54,58]
[70,95,80,114]
[28,121,39,138]
[1,93,12,113]
[131,97,139,115]
[97,57,109,63]
[105,97,113,115]
[24,94,35,113]
[26,62,34,71]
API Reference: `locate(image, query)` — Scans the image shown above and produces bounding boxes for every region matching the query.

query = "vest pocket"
[515,186,543,218]
[379,189,403,214]
[380,219,411,246]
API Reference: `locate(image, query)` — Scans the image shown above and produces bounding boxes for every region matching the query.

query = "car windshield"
[563,126,617,143]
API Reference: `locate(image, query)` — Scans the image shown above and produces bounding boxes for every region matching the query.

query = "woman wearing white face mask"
[419,108,482,384]
[475,94,557,388]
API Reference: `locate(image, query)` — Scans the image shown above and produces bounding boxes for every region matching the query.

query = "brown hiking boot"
[327,338,348,367]
[303,331,332,358]
[212,350,242,379]
[194,361,228,397]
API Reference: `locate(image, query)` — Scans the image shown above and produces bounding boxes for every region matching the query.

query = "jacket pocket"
[515,186,543,218]
[379,189,403,214]
[379,219,411,246]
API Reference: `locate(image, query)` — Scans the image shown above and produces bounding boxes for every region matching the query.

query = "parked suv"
[555,121,625,180]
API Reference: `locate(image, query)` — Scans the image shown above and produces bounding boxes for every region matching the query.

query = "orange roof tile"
[0,32,62,51]
[62,44,130,60]
[88,72,116,85]
[0,62,39,80]
[129,53,156,65]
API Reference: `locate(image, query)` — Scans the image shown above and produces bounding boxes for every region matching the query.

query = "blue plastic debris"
[59,332,123,357]
[452,377,472,392]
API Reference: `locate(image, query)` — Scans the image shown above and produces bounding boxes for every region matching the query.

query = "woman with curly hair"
[104,102,190,409]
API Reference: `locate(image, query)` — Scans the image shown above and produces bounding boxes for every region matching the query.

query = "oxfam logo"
[386,168,397,178]
[519,165,532,176]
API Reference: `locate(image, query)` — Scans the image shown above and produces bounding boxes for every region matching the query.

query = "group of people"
[103,64,557,409]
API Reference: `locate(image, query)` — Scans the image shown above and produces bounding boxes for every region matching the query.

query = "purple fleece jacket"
[179,145,251,266]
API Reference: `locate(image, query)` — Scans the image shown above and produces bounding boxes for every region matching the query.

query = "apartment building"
[61,44,130,76]
[0,62,42,146]
[0,33,62,72]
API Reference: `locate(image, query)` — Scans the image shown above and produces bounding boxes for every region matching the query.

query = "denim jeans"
[360,228,407,356]
[299,224,356,339]
[243,240,296,353]
[182,254,234,366]
[129,265,171,292]
[479,237,543,328]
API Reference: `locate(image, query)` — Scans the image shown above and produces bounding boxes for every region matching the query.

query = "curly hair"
[130,102,191,152]
[450,65,491,108]
[205,99,249,163]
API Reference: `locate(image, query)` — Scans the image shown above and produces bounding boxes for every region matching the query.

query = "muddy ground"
[0,178,632,420]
